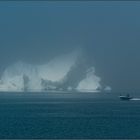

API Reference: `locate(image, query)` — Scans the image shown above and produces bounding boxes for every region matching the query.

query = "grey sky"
[0,1,140,91]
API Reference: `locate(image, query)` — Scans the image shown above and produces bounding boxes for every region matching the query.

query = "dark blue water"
[0,92,140,139]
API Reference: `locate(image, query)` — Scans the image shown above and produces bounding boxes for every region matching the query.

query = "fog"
[0,1,140,92]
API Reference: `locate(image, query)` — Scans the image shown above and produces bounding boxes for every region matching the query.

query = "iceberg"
[0,51,80,92]
[76,67,101,92]
[0,49,104,93]
[0,61,42,91]
[104,86,112,92]
[37,51,79,82]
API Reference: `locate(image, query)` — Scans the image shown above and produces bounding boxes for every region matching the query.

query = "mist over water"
[0,1,140,92]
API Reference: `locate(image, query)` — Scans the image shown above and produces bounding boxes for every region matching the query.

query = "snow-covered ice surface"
[37,51,78,82]
[0,50,105,92]
[0,61,42,91]
[76,67,101,92]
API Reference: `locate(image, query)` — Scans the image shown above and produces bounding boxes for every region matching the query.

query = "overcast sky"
[0,1,140,91]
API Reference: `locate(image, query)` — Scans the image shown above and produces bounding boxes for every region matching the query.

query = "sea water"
[0,92,140,139]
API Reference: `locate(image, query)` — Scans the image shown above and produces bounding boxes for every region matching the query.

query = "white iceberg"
[76,67,101,92]
[0,49,104,93]
[0,51,80,92]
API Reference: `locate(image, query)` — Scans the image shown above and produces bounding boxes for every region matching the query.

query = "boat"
[119,94,133,101]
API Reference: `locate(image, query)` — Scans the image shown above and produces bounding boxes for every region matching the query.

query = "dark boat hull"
[119,96,133,101]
